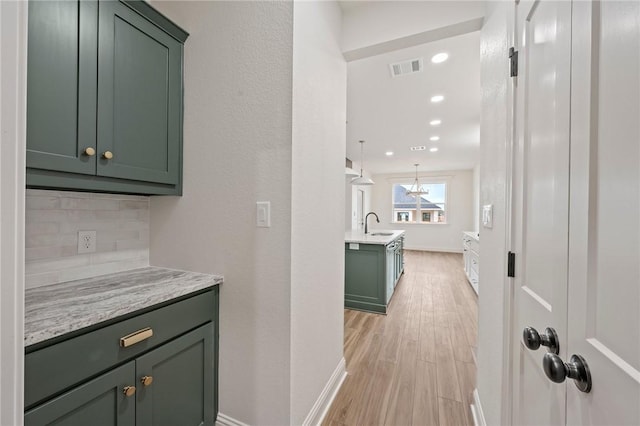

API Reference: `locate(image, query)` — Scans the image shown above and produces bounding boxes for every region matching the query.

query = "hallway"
[323,251,478,426]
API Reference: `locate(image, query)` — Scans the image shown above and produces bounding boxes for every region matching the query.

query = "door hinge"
[507,251,516,277]
[509,47,518,77]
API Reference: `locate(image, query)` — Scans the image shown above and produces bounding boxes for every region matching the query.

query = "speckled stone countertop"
[463,231,480,242]
[25,267,223,347]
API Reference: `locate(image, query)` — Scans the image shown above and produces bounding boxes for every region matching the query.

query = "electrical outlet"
[78,230,97,254]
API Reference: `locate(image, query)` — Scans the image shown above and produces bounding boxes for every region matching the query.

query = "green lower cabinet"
[25,362,136,426]
[344,243,388,314]
[136,324,215,426]
[25,290,218,426]
[345,239,404,314]
[25,325,214,426]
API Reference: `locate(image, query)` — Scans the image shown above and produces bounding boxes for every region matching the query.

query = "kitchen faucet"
[364,212,380,234]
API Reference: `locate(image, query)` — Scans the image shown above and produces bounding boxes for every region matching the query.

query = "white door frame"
[0,1,27,424]
[503,0,517,423]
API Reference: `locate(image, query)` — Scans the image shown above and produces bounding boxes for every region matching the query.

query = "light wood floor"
[323,250,478,426]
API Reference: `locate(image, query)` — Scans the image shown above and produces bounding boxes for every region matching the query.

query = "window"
[392,182,447,224]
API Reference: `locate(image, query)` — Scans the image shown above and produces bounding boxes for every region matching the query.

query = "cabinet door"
[136,324,215,426]
[97,1,182,185]
[26,0,97,175]
[24,362,135,426]
[345,244,387,312]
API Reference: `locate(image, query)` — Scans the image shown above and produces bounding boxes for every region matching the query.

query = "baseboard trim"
[216,412,250,426]
[302,357,347,426]
[404,246,463,254]
[471,388,487,426]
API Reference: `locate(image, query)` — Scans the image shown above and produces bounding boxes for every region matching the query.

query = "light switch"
[257,201,271,227]
[482,204,493,228]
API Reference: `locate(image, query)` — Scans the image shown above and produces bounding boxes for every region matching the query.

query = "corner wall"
[149,2,294,424]
[0,2,27,423]
[291,2,346,422]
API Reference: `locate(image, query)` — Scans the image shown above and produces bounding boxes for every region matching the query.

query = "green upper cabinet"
[26,0,98,176]
[26,0,188,195]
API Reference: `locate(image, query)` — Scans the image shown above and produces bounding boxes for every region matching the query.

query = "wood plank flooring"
[323,251,478,426]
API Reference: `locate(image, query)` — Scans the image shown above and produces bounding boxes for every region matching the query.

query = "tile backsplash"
[25,189,150,288]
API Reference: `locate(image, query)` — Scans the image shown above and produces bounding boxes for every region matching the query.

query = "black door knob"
[543,353,592,393]
[522,326,560,354]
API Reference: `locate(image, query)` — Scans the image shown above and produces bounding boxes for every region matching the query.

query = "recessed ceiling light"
[431,53,449,64]
[385,151,394,156]
[430,136,440,141]
[430,119,442,126]
[431,95,444,103]
[430,147,439,152]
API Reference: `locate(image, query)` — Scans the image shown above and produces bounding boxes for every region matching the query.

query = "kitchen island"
[345,230,405,314]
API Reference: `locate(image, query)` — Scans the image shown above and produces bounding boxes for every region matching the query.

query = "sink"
[370,232,393,236]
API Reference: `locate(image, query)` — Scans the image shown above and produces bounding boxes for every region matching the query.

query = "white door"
[566,1,640,424]
[511,0,573,424]
[511,1,640,425]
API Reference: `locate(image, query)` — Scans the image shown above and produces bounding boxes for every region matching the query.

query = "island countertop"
[25,267,223,347]
[345,230,405,245]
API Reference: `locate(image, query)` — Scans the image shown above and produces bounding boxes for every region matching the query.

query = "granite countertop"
[464,231,480,241]
[25,267,223,347]
[345,230,405,245]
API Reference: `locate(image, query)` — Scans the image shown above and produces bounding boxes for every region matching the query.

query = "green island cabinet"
[24,288,219,426]
[344,236,404,314]
[26,0,188,195]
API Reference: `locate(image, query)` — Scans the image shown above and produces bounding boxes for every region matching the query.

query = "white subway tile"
[25,190,150,287]
[60,197,120,211]
[26,196,61,210]
[25,222,60,236]
[26,255,91,275]
[119,200,149,210]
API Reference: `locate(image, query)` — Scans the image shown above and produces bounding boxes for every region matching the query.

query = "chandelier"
[406,164,428,197]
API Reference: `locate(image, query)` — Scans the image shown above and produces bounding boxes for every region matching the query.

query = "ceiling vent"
[410,146,427,151]
[389,58,423,78]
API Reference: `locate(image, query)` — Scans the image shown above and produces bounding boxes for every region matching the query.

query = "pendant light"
[406,164,428,197]
[351,140,375,186]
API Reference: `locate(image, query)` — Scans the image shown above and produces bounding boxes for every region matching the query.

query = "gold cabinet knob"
[141,376,153,387]
[123,386,136,397]
[102,151,114,160]
[83,147,96,156]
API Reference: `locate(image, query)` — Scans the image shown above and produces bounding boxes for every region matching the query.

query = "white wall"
[473,164,480,232]
[476,2,512,424]
[291,2,346,422]
[0,1,27,423]
[341,1,485,52]
[150,1,348,424]
[149,2,294,424]
[370,169,474,252]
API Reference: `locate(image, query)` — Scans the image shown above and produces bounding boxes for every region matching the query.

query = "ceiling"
[345,29,481,175]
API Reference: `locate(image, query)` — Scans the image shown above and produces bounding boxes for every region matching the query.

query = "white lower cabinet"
[462,232,479,294]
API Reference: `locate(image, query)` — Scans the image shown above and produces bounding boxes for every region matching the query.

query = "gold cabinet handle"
[141,376,153,387]
[83,147,96,156]
[120,327,153,348]
[102,151,114,160]
[123,386,136,397]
